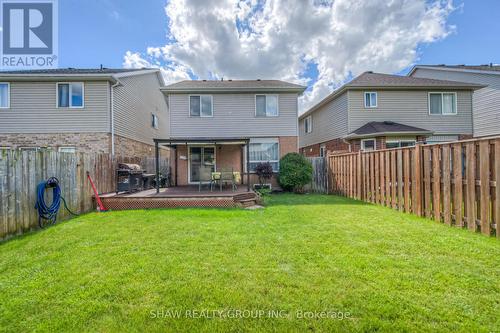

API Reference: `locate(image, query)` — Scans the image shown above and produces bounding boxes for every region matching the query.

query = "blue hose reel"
[34,177,78,228]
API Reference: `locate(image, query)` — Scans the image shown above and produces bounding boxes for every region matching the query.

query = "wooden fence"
[306,157,328,193]
[0,150,168,240]
[328,136,500,238]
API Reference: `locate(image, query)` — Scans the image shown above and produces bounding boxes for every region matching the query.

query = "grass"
[0,194,498,332]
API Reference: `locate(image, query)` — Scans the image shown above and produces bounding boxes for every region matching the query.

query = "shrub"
[278,153,313,192]
[254,162,274,186]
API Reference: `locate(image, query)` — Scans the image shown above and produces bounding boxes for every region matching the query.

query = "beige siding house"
[409,64,500,138]
[299,72,483,156]
[159,80,306,187]
[0,68,168,156]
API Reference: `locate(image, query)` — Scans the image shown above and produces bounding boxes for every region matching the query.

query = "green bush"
[278,153,313,192]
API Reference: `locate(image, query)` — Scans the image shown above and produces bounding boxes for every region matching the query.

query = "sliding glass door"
[189,146,215,183]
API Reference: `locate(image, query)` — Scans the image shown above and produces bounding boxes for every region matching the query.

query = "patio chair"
[219,168,236,192]
[199,166,215,192]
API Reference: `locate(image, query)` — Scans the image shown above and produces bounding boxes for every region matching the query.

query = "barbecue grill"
[116,163,144,194]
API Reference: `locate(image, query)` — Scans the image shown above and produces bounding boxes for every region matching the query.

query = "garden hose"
[34,177,79,228]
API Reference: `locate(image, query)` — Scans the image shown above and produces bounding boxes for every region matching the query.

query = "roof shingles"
[345,121,432,139]
[162,79,306,91]
[0,68,152,75]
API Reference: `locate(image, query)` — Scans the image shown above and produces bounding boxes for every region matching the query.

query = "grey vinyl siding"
[0,81,109,133]
[113,72,168,145]
[348,89,473,135]
[412,68,500,137]
[299,92,348,147]
[169,93,298,138]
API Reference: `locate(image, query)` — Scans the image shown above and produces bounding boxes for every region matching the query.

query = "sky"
[58,0,499,112]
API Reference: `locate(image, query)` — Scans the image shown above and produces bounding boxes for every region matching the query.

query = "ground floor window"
[248,138,279,172]
[361,139,376,151]
[319,144,326,157]
[385,140,416,149]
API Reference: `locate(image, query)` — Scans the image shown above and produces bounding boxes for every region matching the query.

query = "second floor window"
[0,83,9,108]
[429,92,457,115]
[190,95,213,117]
[58,83,84,108]
[151,114,159,129]
[364,92,377,108]
[256,95,278,116]
[304,115,312,133]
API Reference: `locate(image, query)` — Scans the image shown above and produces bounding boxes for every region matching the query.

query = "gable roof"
[299,71,484,120]
[344,121,432,140]
[0,68,160,83]
[161,79,307,93]
[409,64,500,76]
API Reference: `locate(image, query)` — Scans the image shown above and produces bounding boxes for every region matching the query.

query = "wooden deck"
[99,186,258,210]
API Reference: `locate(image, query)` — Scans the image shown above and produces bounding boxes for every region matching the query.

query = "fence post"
[357,150,362,200]
[413,143,422,216]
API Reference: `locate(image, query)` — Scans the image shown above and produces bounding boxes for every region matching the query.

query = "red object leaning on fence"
[87,172,108,212]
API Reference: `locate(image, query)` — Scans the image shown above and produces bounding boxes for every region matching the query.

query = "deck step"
[233,192,259,207]
[233,193,257,201]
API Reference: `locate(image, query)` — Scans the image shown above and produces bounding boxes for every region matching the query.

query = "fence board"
[453,144,463,227]
[423,147,432,218]
[391,151,397,209]
[432,146,441,222]
[412,145,422,216]
[403,149,411,213]
[466,143,477,231]
[479,141,490,235]
[442,145,452,225]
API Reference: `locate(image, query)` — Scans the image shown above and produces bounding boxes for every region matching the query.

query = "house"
[299,72,484,156]
[158,79,306,187]
[0,68,168,156]
[409,64,500,138]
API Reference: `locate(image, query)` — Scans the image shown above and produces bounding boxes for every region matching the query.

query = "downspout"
[110,80,121,156]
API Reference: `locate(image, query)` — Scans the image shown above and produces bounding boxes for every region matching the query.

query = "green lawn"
[0,194,498,332]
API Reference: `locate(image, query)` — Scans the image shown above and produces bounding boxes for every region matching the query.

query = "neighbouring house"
[158,79,306,188]
[299,71,484,156]
[409,64,500,138]
[0,68,168,156]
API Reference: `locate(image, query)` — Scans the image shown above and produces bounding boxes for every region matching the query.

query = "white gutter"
[110,80,122,156]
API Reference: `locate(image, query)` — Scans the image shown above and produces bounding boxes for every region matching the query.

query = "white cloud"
[124,0,456,113]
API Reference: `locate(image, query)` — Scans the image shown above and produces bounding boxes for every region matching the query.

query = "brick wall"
[114,135,166,158]
[0,133,111,153]
[0,133,168,160]
[301,138,350,157]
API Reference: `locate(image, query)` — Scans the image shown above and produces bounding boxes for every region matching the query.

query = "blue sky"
[59,0,499,70]
[56,0,499,109]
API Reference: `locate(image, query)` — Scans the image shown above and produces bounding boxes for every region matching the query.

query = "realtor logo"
[0,0,58,69]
